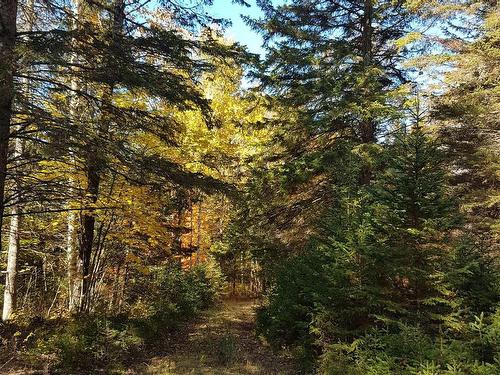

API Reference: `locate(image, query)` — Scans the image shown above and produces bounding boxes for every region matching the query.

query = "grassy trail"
[132,299,296,375]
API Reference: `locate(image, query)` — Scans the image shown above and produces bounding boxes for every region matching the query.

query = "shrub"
[213,333,238,365]
[32,316,143,373]
[26,261,224,373]
[137,261,223,338]
[256,246,333,352]
[318,314,500,375]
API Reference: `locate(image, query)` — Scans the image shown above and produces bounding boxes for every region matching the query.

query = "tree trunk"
[79,159,100,312]
[195,200,202,264]
[361,0,373,67]
[3,196,19,321]
[2,0,31,322]
[0,0,18,251]
[67,0,83,313]
[361,0,374,146]
[79,0,124,312]
[66,209,80,311]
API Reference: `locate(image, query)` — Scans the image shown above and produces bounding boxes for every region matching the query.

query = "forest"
[0,0,499,373]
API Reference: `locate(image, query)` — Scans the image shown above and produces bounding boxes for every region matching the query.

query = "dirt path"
[133,299,296,375]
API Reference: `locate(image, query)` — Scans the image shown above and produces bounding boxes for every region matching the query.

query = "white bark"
[66,209,80,311]
[2,0,34,321]
[66,0,83,313]
[2,138,20,321]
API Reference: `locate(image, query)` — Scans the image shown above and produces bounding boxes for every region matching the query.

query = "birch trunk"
[67,0,83,313]
[3,100,26,321]
[66,209,80,311]
[3,185,19,321]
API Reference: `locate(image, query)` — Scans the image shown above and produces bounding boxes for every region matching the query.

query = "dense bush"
[256,245,333,352]
[32,316,143,373]
[18,262,223,373]
[135,261,223,338]
[257,241,500,374]
[319,310,500,374]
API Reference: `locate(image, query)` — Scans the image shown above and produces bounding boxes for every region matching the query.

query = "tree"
[0,0,18,246]
[251,0,411,167]
[239,0,415,257]
[2,0,35,322]
[257,124,461,357]
[1,0,249,316]
[369,126,458,326]
[433,2,499,249]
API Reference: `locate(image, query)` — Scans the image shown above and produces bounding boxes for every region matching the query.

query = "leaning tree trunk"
[1,0,19,322]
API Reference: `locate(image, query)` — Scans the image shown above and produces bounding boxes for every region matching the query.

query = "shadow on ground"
[133,299,296,375]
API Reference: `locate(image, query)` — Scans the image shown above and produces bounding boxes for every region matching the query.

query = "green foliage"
[36,316,143,373]
[446,239,500,315]
[22,263,223,373]
[256,128,466,368]
[434,3,500,243]
[319,314,500,374]
[251,0,411,139]
[256,245,334,351]
[213,333,239,365]
[131,262,223,339]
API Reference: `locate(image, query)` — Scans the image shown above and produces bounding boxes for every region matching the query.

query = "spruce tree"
[252,0,412,147]
[243,0,415,252]
[370,126,458,327]
[434,3,499,248]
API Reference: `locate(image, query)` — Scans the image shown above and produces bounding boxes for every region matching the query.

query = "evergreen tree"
[370,126,458,326]
[257,126,461,355]
[241,0,415,254]
[252,0,411,143]
[434,3,499,249]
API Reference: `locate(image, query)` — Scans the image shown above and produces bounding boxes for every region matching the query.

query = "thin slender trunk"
[0,0,18,255]
[67,0,83,313]
[173,206,183,253]
[3,135,23,321]
[67,209,80,311]
[189,199,194,247]
[195,200,202,265]
[189,197,194,266]
[3,195,19,321]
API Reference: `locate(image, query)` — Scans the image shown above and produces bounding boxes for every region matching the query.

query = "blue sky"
[209,0,265,55]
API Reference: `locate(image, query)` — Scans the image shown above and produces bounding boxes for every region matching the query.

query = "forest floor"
[1,299,296,374]
[131,299,297,375]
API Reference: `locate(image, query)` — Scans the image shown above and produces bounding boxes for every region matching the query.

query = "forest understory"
[2,299,295,374]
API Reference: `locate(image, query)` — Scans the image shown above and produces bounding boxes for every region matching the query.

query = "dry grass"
[133,300,296,375]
